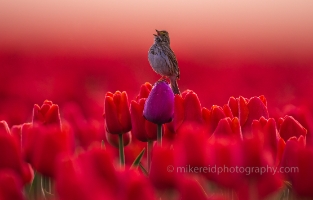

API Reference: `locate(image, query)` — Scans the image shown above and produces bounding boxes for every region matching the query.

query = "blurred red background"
[1,1,313,126]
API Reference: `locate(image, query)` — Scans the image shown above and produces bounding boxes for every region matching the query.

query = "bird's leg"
[158,76,167,81]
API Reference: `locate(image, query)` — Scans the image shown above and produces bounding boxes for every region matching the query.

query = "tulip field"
[1,74,313,199]
[1,1,313,200]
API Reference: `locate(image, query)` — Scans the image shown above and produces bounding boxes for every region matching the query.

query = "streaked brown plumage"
[148,30,180,94]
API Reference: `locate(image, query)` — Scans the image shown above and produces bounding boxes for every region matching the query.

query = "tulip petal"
[105,96,123,134]
[210,105,226,133]
[212,118,233,137]
[223,104,234,118]
[0,121,11,135]
[117,92,132,133]
[183,91,202,123]
[136,82,152,100]
[246,96,269,125]
[238,96,249,126]
[130,100,147,142]
[228,96,239,117]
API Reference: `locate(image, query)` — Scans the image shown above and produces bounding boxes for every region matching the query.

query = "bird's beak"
[153,34,157,37]
[155,29,160,35]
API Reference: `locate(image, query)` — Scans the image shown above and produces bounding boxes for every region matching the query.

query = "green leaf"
[139,162,149,176]
[130,148,146,169]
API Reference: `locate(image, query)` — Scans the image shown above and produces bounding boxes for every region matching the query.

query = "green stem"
[43,176,52,195]
[157,124,162,147]
[147,140,153,173]
[118,133,125,168]
[28,172,45,200]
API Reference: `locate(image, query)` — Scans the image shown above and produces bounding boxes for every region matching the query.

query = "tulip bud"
[104,91,132,134]
[143,81,174,124]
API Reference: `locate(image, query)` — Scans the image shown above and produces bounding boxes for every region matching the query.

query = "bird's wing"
[161,45,180,78]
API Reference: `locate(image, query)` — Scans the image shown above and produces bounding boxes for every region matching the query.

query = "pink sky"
[1,1,313,63]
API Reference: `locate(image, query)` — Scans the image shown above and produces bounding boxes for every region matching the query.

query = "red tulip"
[211,117,242,139]
[79,146,119,195]
[136,82,152,101]
[278,136,313,198]
[236,136,283,199]
[278,115,307,142]
[130,98,159,142]
[246,96,268,125]
[205,138,243,189]
[56,145,117,200]
[290,147,313,198]
[251,117,280,162]
[174,123,209,168]
[104,91,132,134]
[0,121,33,185]
[280,104,313,146]
[279,136,305,175]
[241,137,274,179]
[55,156,89,200]
[167,90,203,133]
[32,100,61,128]
[0,170,25,200]
[30,125,73,177]
[149,146,177,190]
[202,105,226,135]
[229,96,269,136]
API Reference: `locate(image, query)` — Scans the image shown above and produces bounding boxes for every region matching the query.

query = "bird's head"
[155,30,170,44]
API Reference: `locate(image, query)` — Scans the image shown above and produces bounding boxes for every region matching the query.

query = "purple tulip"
[143,81,174,124]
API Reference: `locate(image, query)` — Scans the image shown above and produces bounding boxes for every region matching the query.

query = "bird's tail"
[170,79,180,95]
